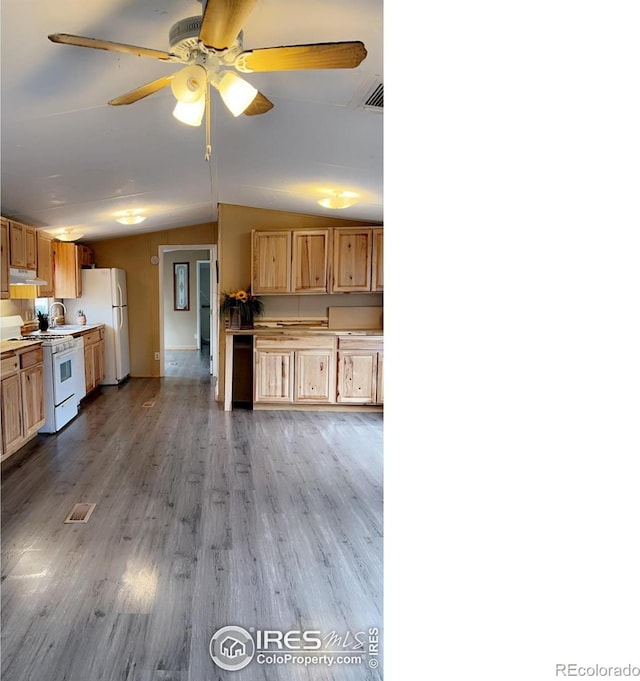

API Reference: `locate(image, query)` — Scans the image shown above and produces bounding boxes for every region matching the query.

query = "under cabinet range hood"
[9,267,48,286]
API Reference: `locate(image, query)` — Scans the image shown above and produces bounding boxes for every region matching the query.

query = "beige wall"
[163,249,210,349]
[89,222,216,377]
[217,203,383,399]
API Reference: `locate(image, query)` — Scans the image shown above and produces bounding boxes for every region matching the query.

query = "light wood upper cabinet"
[37,232,54,297]
[53,241,82,298]
[291,230,329,293]
[251,226,383,295]
[1,219,9,299]
[252,231,291,294]
[371,228,383,292]
[331,228,373,292]
[7,221,37,270]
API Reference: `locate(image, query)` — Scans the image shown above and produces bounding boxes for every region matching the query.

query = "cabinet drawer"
[338,336,383,351]
[19,347,43,369]
[83,330,101,345]
[255,336,336,351]
[1,355,19,375]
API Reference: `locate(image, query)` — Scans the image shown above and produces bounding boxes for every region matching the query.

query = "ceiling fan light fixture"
[171,65,207,103]
[115,210,147,225]
[216,71,258,117]
[172,96,206,126]
[318,191,359,210]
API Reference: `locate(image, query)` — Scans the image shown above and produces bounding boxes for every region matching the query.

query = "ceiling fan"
[48,0,368,159]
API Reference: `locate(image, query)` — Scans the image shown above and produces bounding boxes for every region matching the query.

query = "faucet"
[49,302,67,328]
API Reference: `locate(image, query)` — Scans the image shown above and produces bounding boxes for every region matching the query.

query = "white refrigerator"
[65,268,131,385]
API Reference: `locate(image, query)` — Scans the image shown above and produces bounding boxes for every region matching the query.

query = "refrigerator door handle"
[116,306,123,332]
[116,282,124,307]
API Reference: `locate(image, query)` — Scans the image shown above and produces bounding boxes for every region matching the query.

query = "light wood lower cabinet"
[255,350,294,403]
[337,336,383,405]
[82,328,105,395]
[295,349,336,402]
[254,336,337,405]
[1,347,46,461]
[21,363,46,439]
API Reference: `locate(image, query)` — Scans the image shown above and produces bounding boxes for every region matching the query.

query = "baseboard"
[165,345,198,351]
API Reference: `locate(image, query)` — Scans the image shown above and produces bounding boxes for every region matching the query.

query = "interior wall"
[217,203,383,400]
[0,299,36,322]
[89,222,216,377]
[163,250,209,349]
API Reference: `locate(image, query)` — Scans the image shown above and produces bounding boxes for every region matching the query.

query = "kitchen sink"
[48,325,89,332]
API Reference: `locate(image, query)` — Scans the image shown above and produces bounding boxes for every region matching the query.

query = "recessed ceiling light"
[115,210,146,225]
[318,191,359,209]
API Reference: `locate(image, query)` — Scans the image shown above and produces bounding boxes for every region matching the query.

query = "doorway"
[158,245,218,396]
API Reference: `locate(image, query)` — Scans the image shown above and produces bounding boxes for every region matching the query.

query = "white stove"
[1,316,86,433]
[15,333,76,352]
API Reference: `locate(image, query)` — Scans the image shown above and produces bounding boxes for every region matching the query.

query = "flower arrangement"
[220,287,264,328]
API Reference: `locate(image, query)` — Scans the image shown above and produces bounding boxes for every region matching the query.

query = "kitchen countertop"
[1,339,44,357]
[225,327,383,336]
[22,324,104,339]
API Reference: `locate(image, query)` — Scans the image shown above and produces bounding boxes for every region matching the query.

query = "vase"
[38,319,49,332]
[229,306,242,330]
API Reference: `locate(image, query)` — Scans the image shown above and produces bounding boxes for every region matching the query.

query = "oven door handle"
[54,347,80,362]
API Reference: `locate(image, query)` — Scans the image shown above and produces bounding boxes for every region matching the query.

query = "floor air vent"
[64,503,96,524]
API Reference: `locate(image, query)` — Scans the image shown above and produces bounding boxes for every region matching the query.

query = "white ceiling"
[0,0,383,241]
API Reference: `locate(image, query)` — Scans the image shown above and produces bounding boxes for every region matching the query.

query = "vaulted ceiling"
[1,0,383,241]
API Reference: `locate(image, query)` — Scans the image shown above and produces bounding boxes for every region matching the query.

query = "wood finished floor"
[1,349,383,681]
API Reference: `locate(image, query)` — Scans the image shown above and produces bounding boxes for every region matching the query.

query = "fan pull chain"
[205,86,212,162]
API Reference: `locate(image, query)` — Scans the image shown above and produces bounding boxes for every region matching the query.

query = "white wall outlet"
[154,352,160,360]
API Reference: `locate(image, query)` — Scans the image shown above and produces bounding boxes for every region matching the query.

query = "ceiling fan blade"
[199,0,258,51]
[243,92,274,116]
[236,41,367,72]
[48,33,176,61]
[108,75,174,106]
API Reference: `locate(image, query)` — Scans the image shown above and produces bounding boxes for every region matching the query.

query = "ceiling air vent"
[364,83,383,109]
[352,77,383,112]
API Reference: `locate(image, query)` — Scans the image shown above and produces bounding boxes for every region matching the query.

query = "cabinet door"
[53,242,80,298]
[84,344,95,394]
[332,228,373,292]
[295,350,336,403]
[8,222,26,268]
[292,230,329,293]
[252,231,291,294]
[337,350,377,403]
[255,350,294,402]
[37,232,54,297]
[375,351,383,405]
[21,364,46,438]
[93,341,105,385]
[1,220,9,299]
[371,228,383,292]
[25,228,37,270]
[1,374,23,457]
